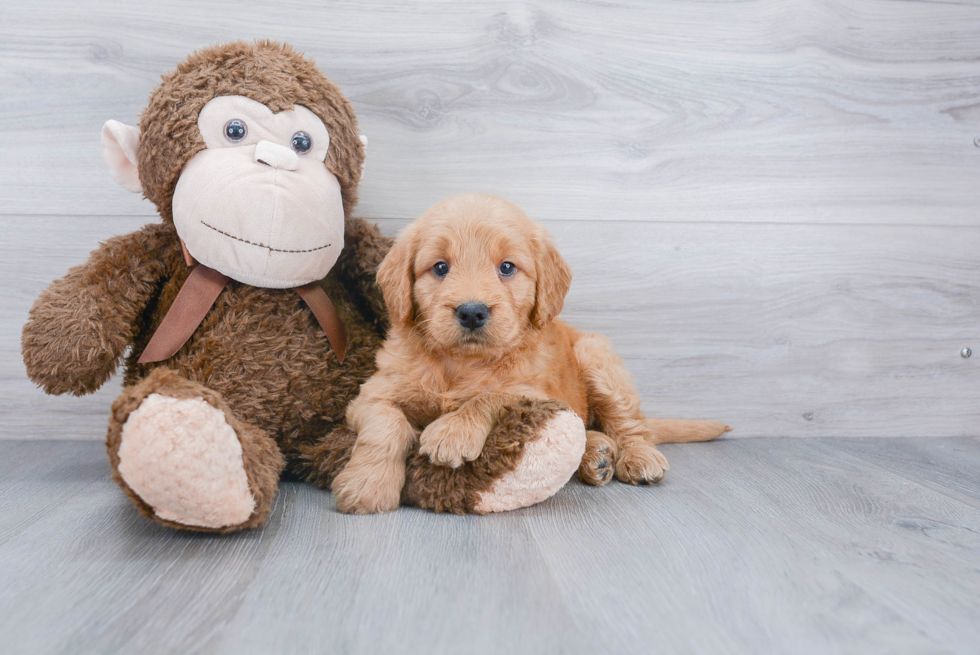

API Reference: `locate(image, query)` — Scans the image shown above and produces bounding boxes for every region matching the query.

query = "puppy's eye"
[432,262,449,277]
[224,119,247,142]
[499,261,517,276]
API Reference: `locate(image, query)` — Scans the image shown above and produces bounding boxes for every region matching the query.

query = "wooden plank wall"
[1,0,978,439]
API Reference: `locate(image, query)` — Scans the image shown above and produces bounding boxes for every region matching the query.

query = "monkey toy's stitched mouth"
[200,221,332,254]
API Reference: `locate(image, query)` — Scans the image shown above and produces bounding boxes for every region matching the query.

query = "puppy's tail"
[646,418,731,445]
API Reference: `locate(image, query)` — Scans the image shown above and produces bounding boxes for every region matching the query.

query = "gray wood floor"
[2,437,978,655]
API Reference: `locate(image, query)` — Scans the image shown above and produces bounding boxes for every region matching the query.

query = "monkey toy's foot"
[295,399,586,515]
[106,368,284,533]
[403,399,587,514]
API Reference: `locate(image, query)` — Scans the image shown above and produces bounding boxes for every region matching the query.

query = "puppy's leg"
[332,396,418,514]
[574,334,669,485]
[420,393,518,468]
[578,430,618,486]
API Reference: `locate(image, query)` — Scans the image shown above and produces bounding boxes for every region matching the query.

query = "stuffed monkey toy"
[22,41,587,532]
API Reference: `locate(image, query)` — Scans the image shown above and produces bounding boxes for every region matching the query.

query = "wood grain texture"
[0,0,979,223]
[1,1,978,441]
[0,437,977,654]
[3,215,977,440]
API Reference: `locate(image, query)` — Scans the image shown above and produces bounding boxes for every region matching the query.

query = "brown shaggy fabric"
[22,225,173,396]
[138,40,364,221]
[105,220,388,466]
[404,399,570,514]
[290,425,358,489]
[106,368,285,533]
[21,42,391,532]
[24,218,389,452]
[336,215,394,336]
[295,399,569,514]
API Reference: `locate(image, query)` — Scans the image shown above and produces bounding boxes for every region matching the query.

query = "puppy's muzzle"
[456,302,489,330]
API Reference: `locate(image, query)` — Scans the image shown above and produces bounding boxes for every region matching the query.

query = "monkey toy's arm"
[22,222,174,396]
[335,216,395,335]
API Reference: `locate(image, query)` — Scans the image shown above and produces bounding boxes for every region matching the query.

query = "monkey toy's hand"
[22,226,170,396]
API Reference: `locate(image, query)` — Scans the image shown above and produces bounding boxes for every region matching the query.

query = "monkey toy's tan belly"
[122,273,383,456]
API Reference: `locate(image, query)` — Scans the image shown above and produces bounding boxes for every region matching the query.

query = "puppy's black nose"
[456,302,489,330]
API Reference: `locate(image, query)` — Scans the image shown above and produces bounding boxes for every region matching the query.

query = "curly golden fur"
[332,193,730,514]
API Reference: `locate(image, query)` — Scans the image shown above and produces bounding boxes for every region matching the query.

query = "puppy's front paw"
[419,413,488,468]
[332,461,403,514]
[615,443,670,485]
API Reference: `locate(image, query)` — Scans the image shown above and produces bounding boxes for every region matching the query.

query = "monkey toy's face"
[102,95,348,289]
[172,96,345,288]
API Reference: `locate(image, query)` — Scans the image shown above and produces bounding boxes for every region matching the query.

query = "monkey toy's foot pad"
[474,409,586,513]
[117,393,256,529]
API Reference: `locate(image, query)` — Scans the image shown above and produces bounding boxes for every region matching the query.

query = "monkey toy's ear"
[101,120,142,193]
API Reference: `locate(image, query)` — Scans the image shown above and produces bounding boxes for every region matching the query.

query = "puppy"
[333,193,730,514]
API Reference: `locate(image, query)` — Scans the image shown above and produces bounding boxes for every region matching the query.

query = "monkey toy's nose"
[255,140,299,171]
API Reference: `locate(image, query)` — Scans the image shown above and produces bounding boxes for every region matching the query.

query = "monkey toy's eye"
[432,262,449,278]
[499,261,517,276]
[224,119,247,142]
[291,131,312,154]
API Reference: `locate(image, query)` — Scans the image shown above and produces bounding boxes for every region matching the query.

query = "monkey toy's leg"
[295,399,586,514]
[106,368,285,533]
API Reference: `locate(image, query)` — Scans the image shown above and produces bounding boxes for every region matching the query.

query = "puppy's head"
[377,193,572,355]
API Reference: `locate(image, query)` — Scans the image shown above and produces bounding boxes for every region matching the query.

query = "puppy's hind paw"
[615,443,669,485]
[579,443,616,486]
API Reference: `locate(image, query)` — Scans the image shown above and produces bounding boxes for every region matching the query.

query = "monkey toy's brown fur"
[22,41,586,532]
[22,42,385,532]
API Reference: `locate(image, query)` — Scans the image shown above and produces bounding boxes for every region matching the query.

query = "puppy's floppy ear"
[376,226,417,327]
[531,232,572,329]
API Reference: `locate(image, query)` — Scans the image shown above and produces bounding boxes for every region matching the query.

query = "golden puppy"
[333,193,730,514]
